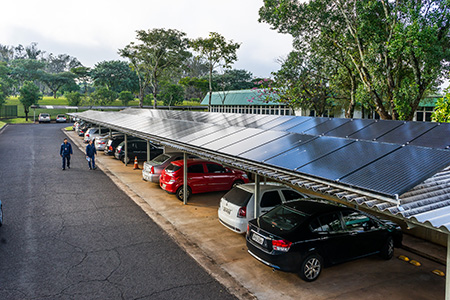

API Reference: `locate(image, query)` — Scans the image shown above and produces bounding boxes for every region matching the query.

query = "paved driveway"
[0,124,237,300]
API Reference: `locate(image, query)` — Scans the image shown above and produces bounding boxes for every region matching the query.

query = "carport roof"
[70,108,450,233]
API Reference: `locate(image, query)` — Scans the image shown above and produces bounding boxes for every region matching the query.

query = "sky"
[0,0,293,78]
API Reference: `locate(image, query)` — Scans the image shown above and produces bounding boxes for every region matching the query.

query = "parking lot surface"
[64,127,446,300]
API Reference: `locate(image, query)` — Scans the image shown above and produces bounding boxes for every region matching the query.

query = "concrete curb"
[63,128,256,300]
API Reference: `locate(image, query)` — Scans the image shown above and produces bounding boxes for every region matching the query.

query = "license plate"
[223,207,231,214]
[252,232,264,245]
[162,184,166,189]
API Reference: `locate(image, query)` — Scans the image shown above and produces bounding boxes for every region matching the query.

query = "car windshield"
[165,163,181,173]
[261,205,307,232]
[152,154,170,164]
[222,187,252,206]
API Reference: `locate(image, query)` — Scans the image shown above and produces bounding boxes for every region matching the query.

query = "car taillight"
[272,239,292,252]
[238,206,246,218]
[247,224,250,235]
[86,134,90,137]
[151,166,154,174]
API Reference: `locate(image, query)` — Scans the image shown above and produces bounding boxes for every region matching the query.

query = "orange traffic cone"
[133,156,140,170]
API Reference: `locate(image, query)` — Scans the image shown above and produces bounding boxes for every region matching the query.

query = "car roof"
[171,158,213,166]
[236,182,292,193]
[284,199,349,216]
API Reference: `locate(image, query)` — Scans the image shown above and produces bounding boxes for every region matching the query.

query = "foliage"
[40,71,76,98]
[259,0,450,120]
[90,87,117,106]
[212,69,254,91]
[66,91,83,106]
[119,91,135,106]
[179,76,209,101]
[19,81,42,120]
[10,59,46,85]
[190,32,241,109]
[158,83,185,106]
[119,28,191,108]
[143,93,154,106]
[91,60,139,93]
[432,95,450,123]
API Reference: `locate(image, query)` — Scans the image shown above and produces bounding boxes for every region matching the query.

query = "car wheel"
[380,236,394,260]
[176,186,191,201]
[232,180,244,188]
[299,254,323,282]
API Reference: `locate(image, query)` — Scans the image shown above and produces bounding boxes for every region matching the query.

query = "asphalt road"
[0,123,237,300]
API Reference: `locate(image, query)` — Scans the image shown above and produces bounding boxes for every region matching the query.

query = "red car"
[160,159,249,200]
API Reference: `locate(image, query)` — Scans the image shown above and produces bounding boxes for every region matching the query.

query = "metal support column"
[446,234,450,300]
[183,152,188,205]
[124,134,128,166]
[109,128,112,138]
[254,174,260,219]
[147,141,151,162]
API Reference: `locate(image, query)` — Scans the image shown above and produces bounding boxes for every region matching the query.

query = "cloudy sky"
[1,0,293,78]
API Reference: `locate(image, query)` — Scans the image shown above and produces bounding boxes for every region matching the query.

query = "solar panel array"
[75,109,450,197]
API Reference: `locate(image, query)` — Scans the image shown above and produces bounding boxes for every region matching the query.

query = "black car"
[104,135,125,155]
[114,139,163,163]
[246,200,402,282]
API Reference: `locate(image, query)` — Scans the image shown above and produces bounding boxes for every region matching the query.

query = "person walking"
[60,138,73,170]
[86,139,97,170]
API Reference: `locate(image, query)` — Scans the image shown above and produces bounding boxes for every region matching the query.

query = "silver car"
[142,152,198,183]
[83,127,112,143]
[38,113,51,123]
[95,133,123,151]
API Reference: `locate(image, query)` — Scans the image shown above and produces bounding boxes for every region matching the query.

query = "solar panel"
[259,116,296,130]
[178,125,226,143]
[218,130,290,156]
[325,119,375,138]
[286,117,330,134]
[268,116,312,132]
[409,123,450,149]
[240,133,316,162]
[348,120,404,140]
[304,118,351,135]
[297,141,400,181]
[264,136,353,171]
[201,128,264,150]
[189,126,244,146]
[340,145,450,196]
[375,122,437,144]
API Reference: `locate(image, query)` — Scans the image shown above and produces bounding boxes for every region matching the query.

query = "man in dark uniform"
[60,138,73,170]
[85,139,97,170]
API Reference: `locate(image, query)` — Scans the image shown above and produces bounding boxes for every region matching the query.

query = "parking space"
[66,129,447,300]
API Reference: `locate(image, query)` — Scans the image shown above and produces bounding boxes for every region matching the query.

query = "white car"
[218,183,308,234]
[38,113,51,123]
[56,114,67,123]
[83,127,112,143]
[95,133,123,151]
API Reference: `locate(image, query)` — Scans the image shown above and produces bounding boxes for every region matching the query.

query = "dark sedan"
[246,200,402,282]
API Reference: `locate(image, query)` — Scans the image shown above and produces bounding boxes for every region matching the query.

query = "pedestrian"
[86,139,97,170]
[60,137,73,170]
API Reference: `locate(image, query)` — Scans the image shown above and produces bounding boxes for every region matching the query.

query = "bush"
[143,94,154,106]
[119,91,134,106]
[66,91,83,106]
[91,87,117,106]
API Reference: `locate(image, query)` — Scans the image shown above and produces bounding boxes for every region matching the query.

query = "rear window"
[40,114,49,117]
[222,187,252,207]
[57,115,65,117]
[165,163,181,173]
[261,205,307,232]
[152,154,171,164]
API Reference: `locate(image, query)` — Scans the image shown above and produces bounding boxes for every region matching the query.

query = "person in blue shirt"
[86,139,97,170]
[60,138,73,170]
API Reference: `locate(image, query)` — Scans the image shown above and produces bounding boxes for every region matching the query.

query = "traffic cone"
[133,156,140,170]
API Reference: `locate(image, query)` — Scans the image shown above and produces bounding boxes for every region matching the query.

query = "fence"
[0,105,18,118]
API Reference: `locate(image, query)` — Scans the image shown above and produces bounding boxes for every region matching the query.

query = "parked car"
[56,114,67,123]
[246,199,403,282]
[95,132,122,151]
[114,139,163,163]
[38,113,51,123]
[160,159,250,201]
[77,121,91,137]
[218,183,308,234]
[142,152,199,183]
[104,135,125,155]
[83,127,111,143]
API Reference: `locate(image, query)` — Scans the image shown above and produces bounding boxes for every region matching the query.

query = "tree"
[10,59,46,86]
[259,0,450,120]
[119,28,191,108]
[212,69,254,91]
[45,53,81,74]
[66,91,83,106]
[40,71,76,98]
[432,95,450,123]
[19,81,42,121]
[158,83,184,106]
[190,32,241,111]
[91,60,139,94]
[71,66,91,95]
[0,62,12,107]
[179,76,209,101]
[118,91,135,106]
[90,87,117,106]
